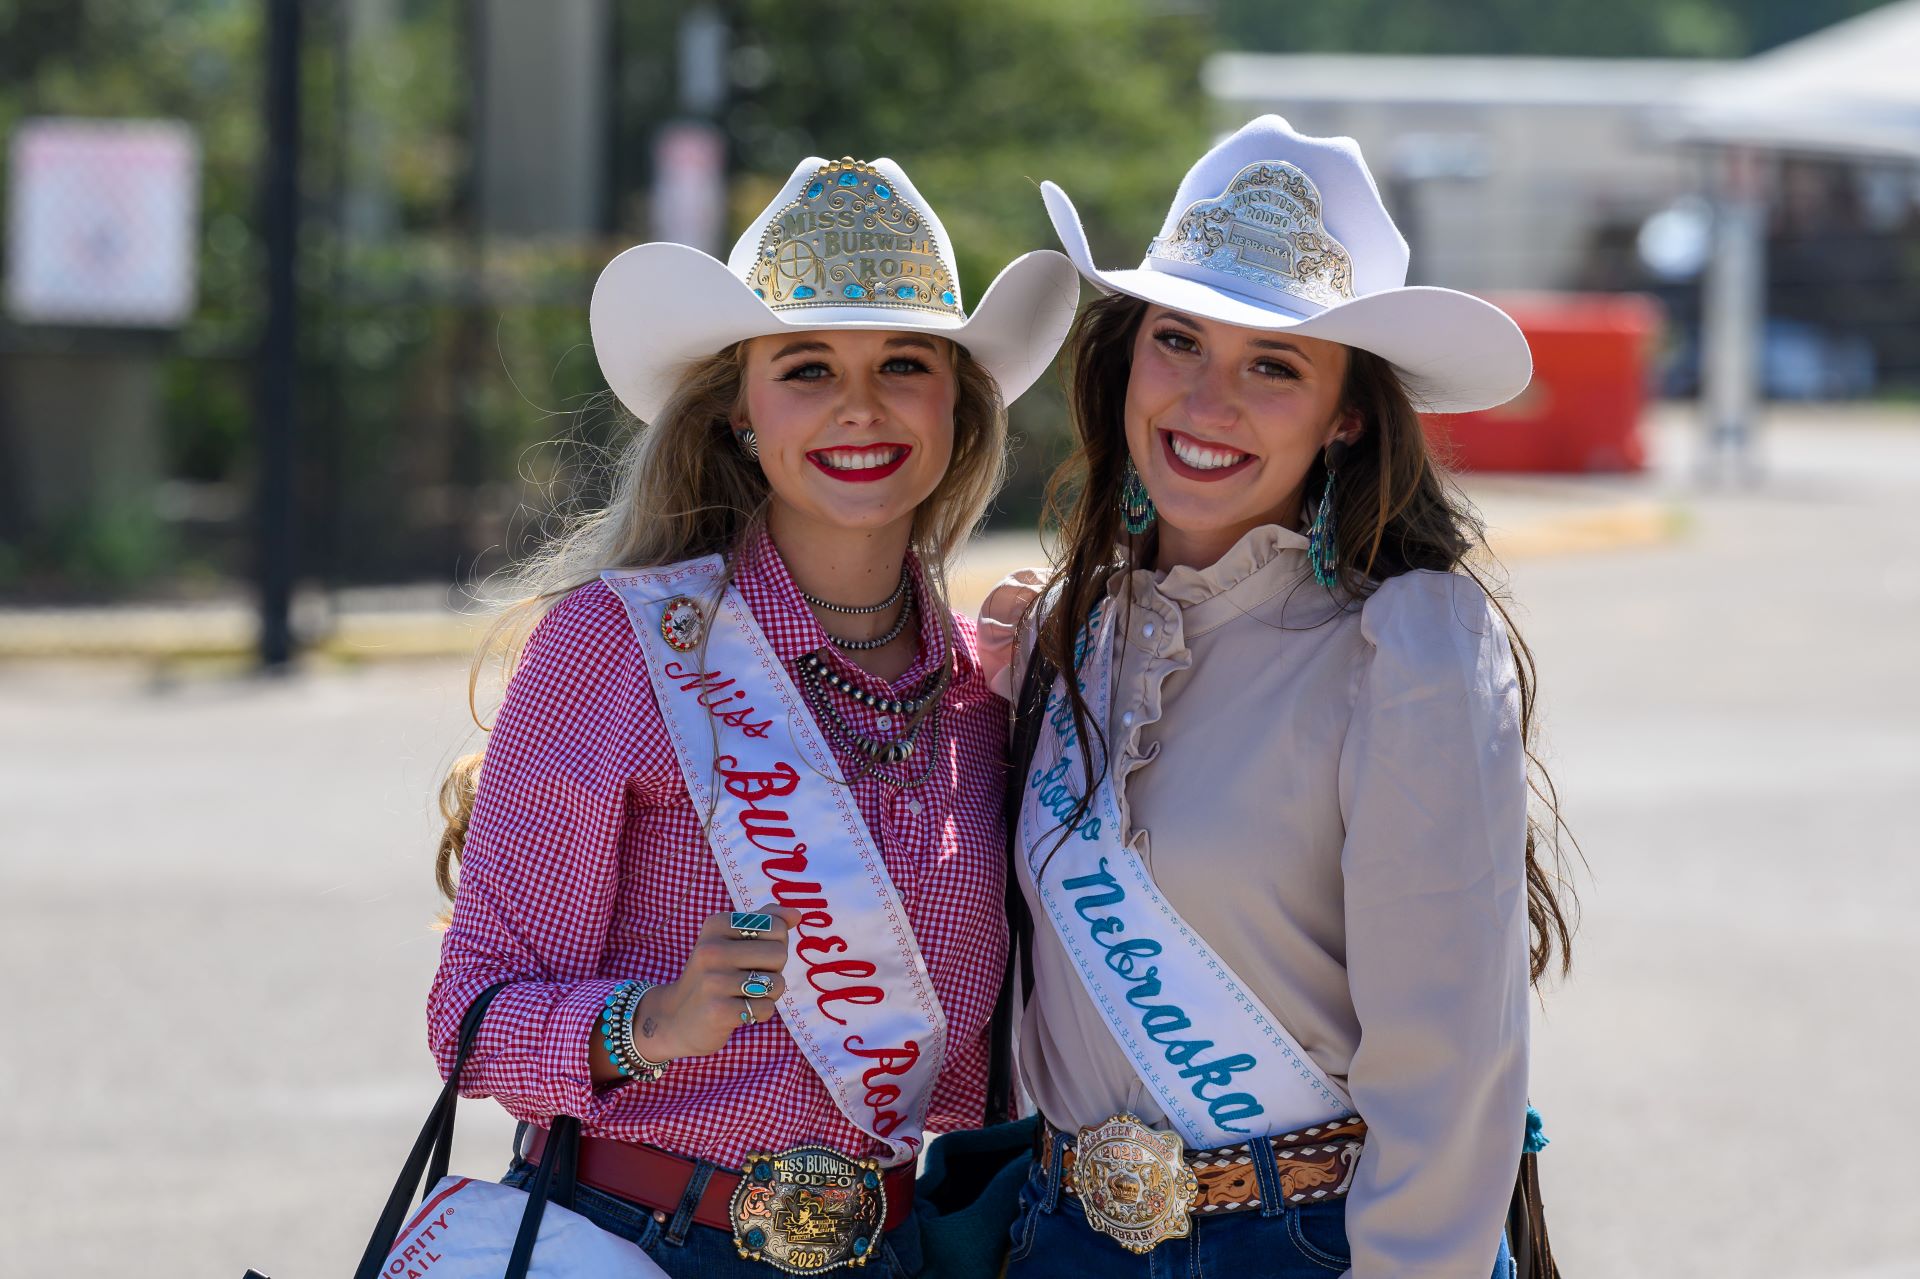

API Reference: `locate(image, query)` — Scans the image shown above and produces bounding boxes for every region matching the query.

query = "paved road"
[3,415,1917,1277]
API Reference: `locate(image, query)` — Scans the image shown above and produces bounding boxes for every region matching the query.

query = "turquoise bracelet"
[600,980,669,1082]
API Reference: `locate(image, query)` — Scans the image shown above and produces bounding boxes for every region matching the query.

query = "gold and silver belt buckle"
[730,1145,886,1275]
[1070,1114,1199,1254]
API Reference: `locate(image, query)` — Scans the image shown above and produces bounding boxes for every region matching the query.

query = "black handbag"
[914,648,1055,1279]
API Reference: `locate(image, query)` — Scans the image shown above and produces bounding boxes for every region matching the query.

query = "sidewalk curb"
[1487,500,1681,561]
[0,502,1683,663]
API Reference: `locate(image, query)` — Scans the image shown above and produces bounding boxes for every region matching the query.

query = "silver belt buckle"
[1069,1114,1199,1254]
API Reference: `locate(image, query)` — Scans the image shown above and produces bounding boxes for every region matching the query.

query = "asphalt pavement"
[3,409,1917,1277]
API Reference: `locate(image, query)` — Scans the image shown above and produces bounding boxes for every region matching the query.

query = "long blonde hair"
[434,337,1009,907]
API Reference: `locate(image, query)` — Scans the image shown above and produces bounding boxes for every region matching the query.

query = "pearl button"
[906,798,924,815]
[1142,621,1156,638]
[1121,711,1135,727]
[877,716,894,731]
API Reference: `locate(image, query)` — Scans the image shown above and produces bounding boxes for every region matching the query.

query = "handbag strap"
[985,646,1054,1124]
[1506,1150,1562,1279]
[506,1114,581,1275]
[352,982,585,1279]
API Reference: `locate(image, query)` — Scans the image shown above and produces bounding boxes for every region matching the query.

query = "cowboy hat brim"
[591,242,1081,423]
[1043,181,1531,415]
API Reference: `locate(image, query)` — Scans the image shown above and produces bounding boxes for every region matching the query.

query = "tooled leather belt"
[523,1126,916,1234]
[1045,1115,1368,1216]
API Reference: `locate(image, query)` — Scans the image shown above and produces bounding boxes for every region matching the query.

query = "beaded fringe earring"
[1307,446,1340,588]
[1120,457,1156,535]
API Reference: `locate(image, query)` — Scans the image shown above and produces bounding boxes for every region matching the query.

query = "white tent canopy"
[1668,1,1920,477]
[1670,0,1920,160]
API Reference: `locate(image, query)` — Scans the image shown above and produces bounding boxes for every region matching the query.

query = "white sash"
[1020,599,1352,1149]
[603,559,946,1166]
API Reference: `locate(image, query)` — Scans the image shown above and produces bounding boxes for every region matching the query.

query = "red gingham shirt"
[427,529,1009,1168]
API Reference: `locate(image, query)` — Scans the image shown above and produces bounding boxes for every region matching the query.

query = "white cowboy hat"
[592,155,1080,423]
[1042,115,1532,413]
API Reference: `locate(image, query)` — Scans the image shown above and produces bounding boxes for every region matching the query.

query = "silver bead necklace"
[796,656,945,788]
[819,576,915,652]
[799,565,910,615]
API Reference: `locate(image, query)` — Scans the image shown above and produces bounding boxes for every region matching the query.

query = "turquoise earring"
[1120,458,1156,535]
[1307,446,1340,587]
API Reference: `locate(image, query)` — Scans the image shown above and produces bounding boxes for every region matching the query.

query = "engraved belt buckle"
[1070,1114,1199,1254]
[730,1145,887,1275]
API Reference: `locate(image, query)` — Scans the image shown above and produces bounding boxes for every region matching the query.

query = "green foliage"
[729,0,1209,299]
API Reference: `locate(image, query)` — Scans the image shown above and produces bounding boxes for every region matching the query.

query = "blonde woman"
[982,118,1573,1278]
[427,155,1077,1278]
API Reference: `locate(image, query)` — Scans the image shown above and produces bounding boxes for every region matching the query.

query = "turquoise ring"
[730,911,774,938]
[740,973,774,1000]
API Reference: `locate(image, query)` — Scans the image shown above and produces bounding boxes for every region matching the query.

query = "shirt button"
[1142,621,1156,638]
[906,798,924,816]
[876,716,894,731]
[1121,711,1135,727]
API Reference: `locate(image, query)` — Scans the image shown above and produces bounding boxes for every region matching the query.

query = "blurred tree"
[725,0,1212,284]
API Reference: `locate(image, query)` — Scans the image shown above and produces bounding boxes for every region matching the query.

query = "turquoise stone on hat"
[745,158,962,318]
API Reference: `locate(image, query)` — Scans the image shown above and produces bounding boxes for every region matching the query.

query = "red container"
[1421,293,1661,473]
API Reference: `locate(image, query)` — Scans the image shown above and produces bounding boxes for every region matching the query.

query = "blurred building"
[1207,29,1920,422]
[1203,54,1727,293]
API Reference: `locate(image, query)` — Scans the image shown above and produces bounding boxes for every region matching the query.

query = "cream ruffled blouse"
[980,524,1531,1279]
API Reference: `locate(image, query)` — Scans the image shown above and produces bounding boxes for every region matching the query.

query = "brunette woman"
[981,117,1574,1279]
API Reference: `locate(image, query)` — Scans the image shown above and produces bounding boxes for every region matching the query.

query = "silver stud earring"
[735,427,759,460]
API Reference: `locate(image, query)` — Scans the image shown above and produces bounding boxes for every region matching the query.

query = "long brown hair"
[433,337,1008,912]
[1032,293,1578,983]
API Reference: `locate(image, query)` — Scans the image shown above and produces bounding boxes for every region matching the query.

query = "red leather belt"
[524,1127,916,1235]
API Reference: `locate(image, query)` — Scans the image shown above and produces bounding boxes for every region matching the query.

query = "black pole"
[256,0,302,668]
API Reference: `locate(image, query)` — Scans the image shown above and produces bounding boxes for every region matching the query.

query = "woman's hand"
[629,906,799,1064]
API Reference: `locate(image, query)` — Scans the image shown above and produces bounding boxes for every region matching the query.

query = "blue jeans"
[1003,1126,1513,1279]
[501,1155,925,1279]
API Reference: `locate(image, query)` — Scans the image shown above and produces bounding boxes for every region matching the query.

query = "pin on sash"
[661,596,705,651]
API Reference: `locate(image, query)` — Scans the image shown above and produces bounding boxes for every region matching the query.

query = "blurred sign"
[651,121,726,255]
[5,118,200,327]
